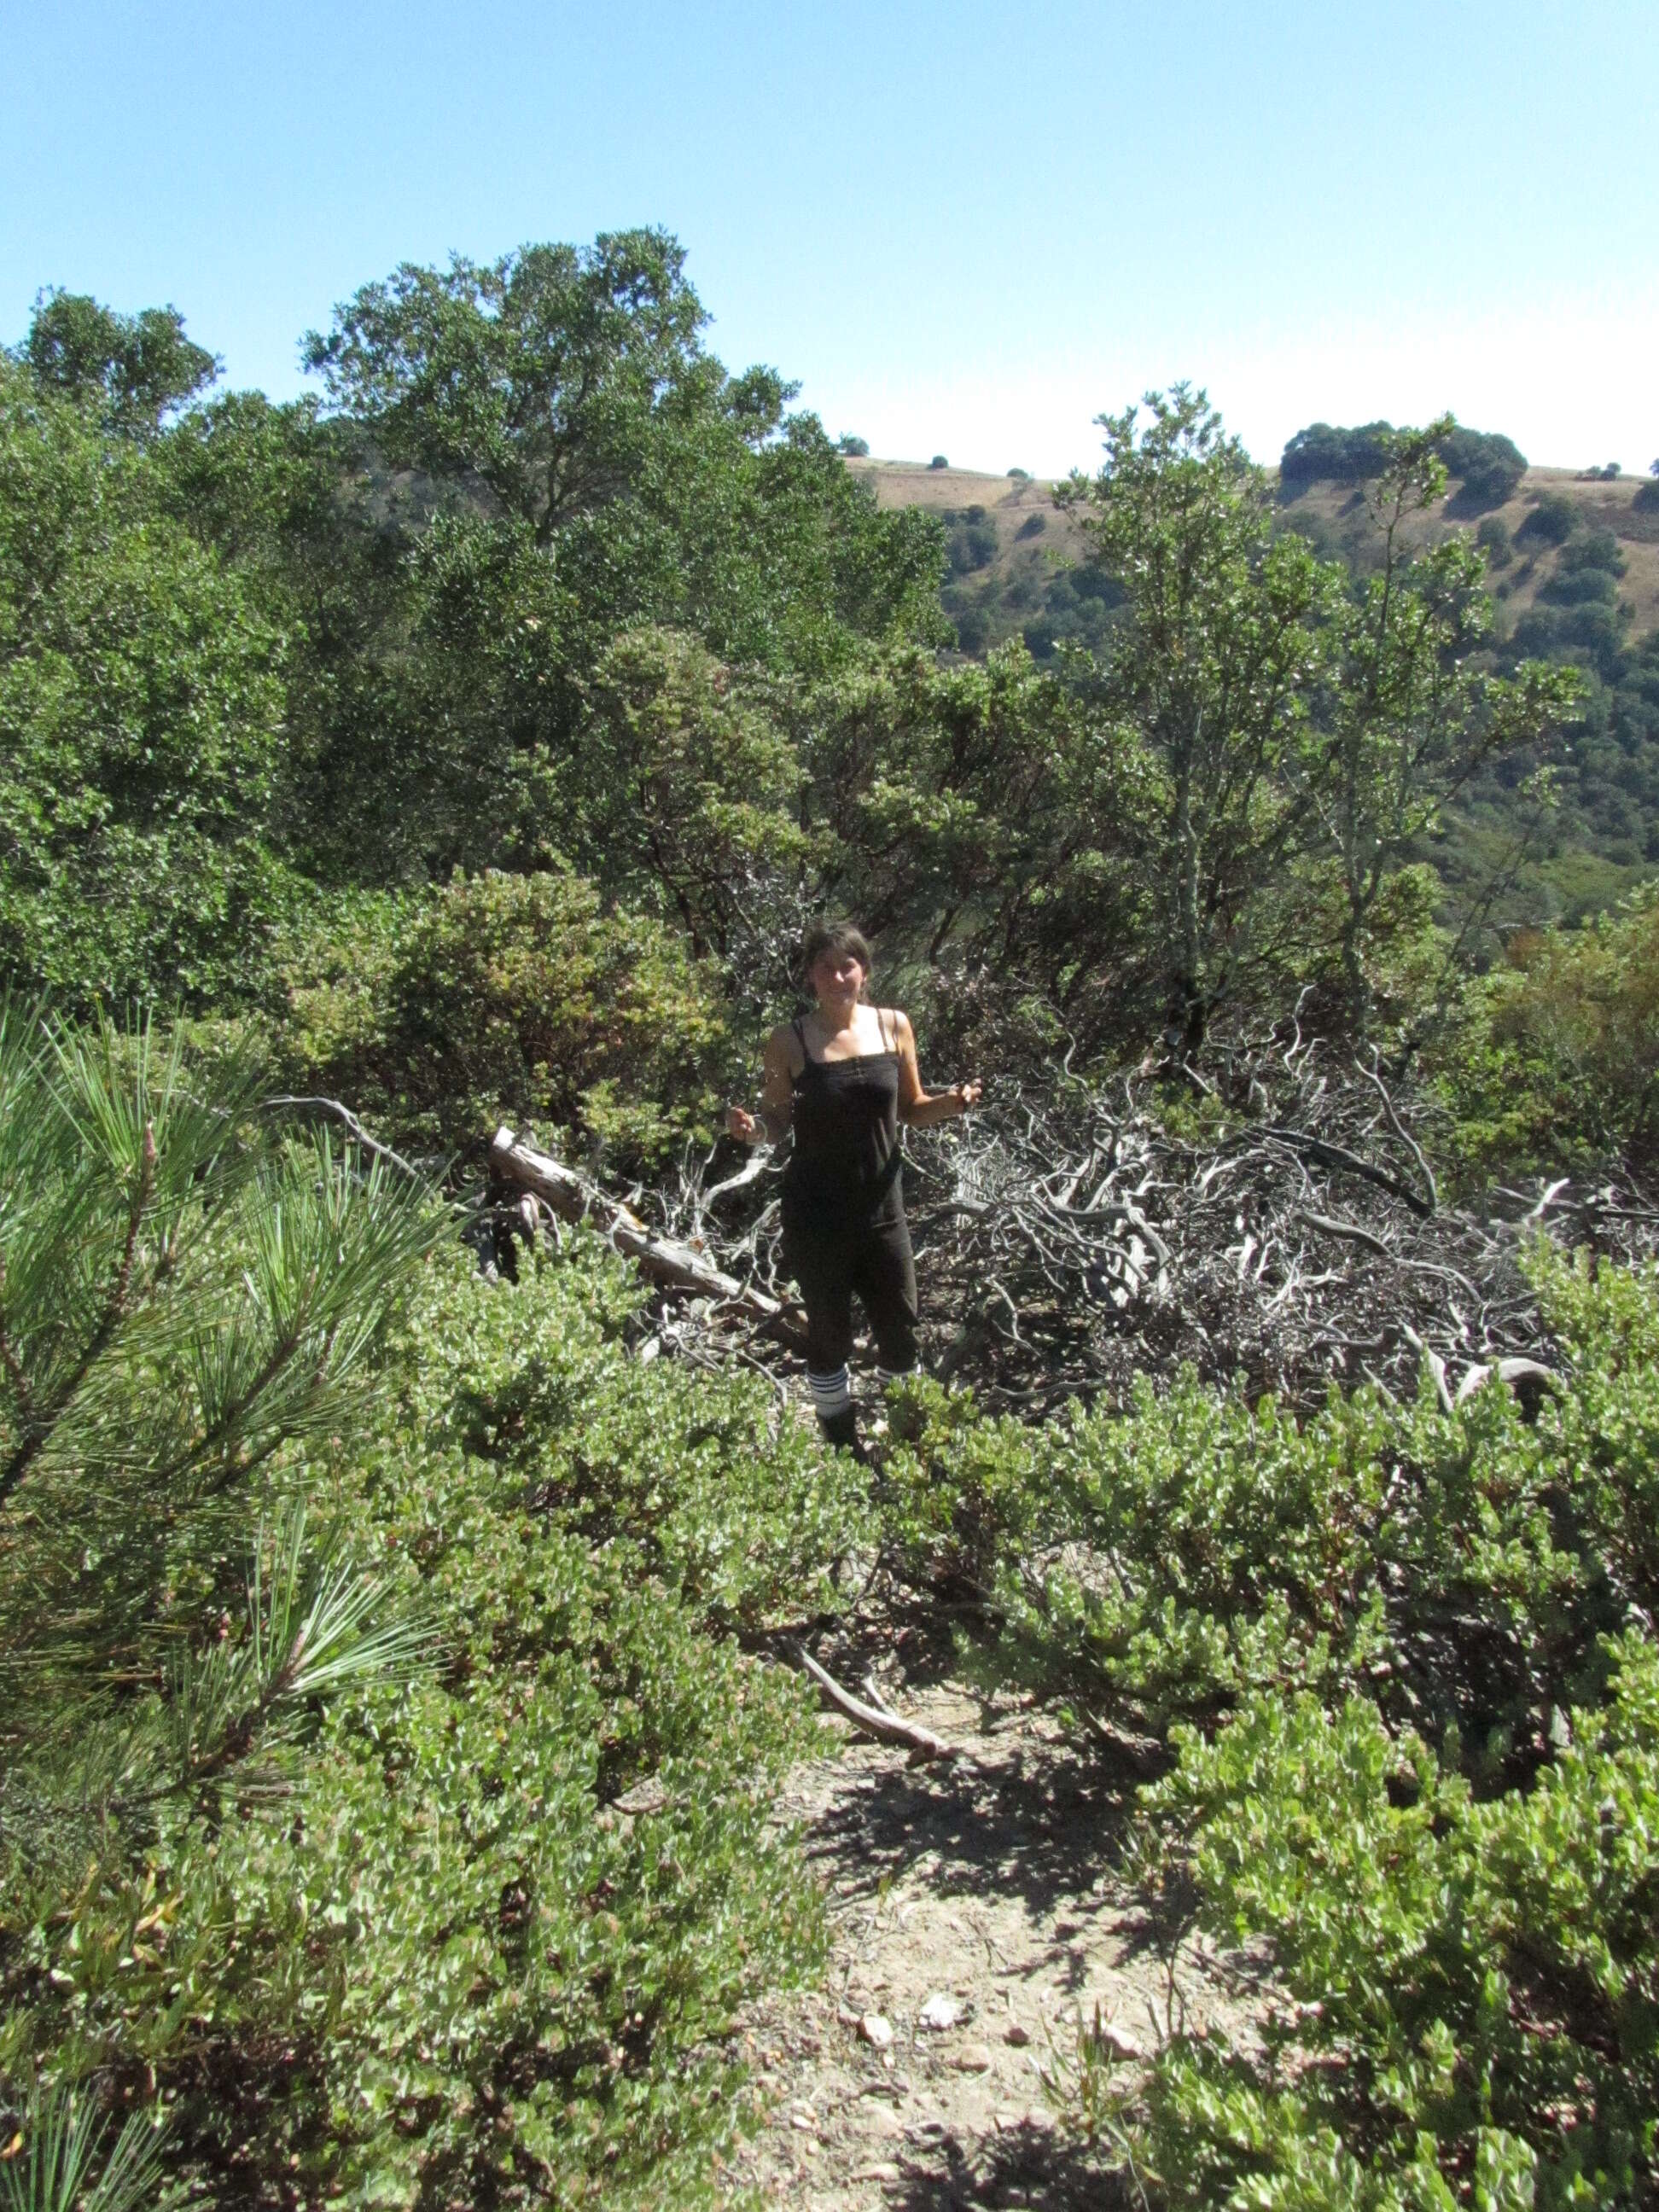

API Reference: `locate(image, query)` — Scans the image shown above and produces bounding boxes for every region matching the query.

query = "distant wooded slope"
[848,455,1659,654]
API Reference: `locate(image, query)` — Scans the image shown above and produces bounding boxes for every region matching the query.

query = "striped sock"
[873,1365,916,1393]
[806,1365,853,1421]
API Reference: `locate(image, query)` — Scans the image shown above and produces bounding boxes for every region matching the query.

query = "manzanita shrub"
[1117,1637,1659,2209]
[880,1250,1659,2204]
[0,1011,868,2208]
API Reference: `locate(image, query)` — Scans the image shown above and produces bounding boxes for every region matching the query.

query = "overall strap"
[790,1016,812,1071]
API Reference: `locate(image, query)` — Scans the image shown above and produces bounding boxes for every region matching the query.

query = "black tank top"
[783,1014,904,1224]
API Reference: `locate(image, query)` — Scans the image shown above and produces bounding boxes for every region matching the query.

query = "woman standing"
[725,922,981,1454]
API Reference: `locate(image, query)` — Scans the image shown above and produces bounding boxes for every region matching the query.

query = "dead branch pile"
[894,1055,1649,1415]
[491,1032,1659,1416]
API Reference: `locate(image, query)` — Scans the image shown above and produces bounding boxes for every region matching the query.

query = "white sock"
[806,1365,853,1420]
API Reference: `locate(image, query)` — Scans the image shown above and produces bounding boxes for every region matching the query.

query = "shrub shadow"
[884,2120,1133,2209]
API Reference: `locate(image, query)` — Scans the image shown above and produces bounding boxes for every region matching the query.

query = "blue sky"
[4,1,1656,474]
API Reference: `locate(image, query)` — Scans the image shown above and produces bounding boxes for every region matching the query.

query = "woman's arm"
[890,1010,981,1127]
[725,1026,796,1145]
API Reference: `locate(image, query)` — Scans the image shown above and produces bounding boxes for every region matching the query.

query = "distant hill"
[1280,467,1659,640]
[847,454,1659,656]
[846,459,1091,656]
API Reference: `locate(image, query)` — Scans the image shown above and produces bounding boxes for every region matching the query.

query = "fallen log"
[1455,1356,1559,1417]
[490,1126,811,1353]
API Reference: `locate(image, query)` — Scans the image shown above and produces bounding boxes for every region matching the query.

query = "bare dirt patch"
[718,1658,1237,2210]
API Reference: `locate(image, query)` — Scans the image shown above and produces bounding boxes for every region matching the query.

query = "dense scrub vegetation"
[3,240,1658,2205]
[881,1246,1659,2206]
[0,1017,861,2207]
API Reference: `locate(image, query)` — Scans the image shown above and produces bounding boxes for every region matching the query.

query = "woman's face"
[810,949,866,1004]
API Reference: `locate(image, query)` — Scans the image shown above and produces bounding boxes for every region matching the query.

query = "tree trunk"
[1173,725,1206,1049]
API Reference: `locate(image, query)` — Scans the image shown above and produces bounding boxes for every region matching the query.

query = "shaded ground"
[719,1646,1238,2210]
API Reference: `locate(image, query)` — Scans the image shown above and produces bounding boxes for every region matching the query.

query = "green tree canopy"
[304,230,719,543]
[1311,422,1582,1029]
[20,288,218,437]
[1060,386,1342,1040]
[0,358,290,1005]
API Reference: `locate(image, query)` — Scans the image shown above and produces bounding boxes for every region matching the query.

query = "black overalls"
[782,1013,920,1388]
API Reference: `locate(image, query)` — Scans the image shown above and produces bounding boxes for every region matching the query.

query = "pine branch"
[0,1248,33,1419]
[0,1121,155,1511]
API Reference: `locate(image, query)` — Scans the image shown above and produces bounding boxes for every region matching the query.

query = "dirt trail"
[719,1656,1235,2210]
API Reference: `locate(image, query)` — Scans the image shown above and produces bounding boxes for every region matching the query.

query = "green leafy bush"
[1557,529,1626,579]
[948,600,991,654]
[1437,427,1527,510]
[946,517,998,574]
[1517,492,1577,547]
[1476,515,1511,567]
[1431,888,1659,1171]
[0,358,293,1007]
[1540,566,1618,608]
[274,864,736,1161]
[1507,597,1629,683]
[1121,1634,1659,2207]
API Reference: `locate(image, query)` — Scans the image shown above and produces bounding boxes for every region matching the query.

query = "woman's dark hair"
[800,919,874,985]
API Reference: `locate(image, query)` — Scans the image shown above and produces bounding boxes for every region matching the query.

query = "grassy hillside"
[847,457,1091,656]
[850,453,1659,650]
[1284,464,1659,633]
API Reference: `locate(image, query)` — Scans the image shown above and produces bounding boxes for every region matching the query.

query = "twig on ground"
[793,1644,976,1764]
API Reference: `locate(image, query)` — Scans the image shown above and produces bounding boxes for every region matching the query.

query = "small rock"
[950,2041,993,2072]
[853,2163,902,2183]
[917,1993,963,2032]
[1094,2021,1144,2062]
[789,2105,817,2132]
[1004,2021,1031,2046]
[610,1775,667,1818]
[859,2011,894,2050]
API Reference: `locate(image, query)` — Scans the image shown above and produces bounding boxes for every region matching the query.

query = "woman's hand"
[951,1080,982,1116]
[725,1103,763,1144]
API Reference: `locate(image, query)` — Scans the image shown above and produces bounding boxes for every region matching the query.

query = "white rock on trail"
[1093,2020,1144,2061]
[917,1993,963,2032]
